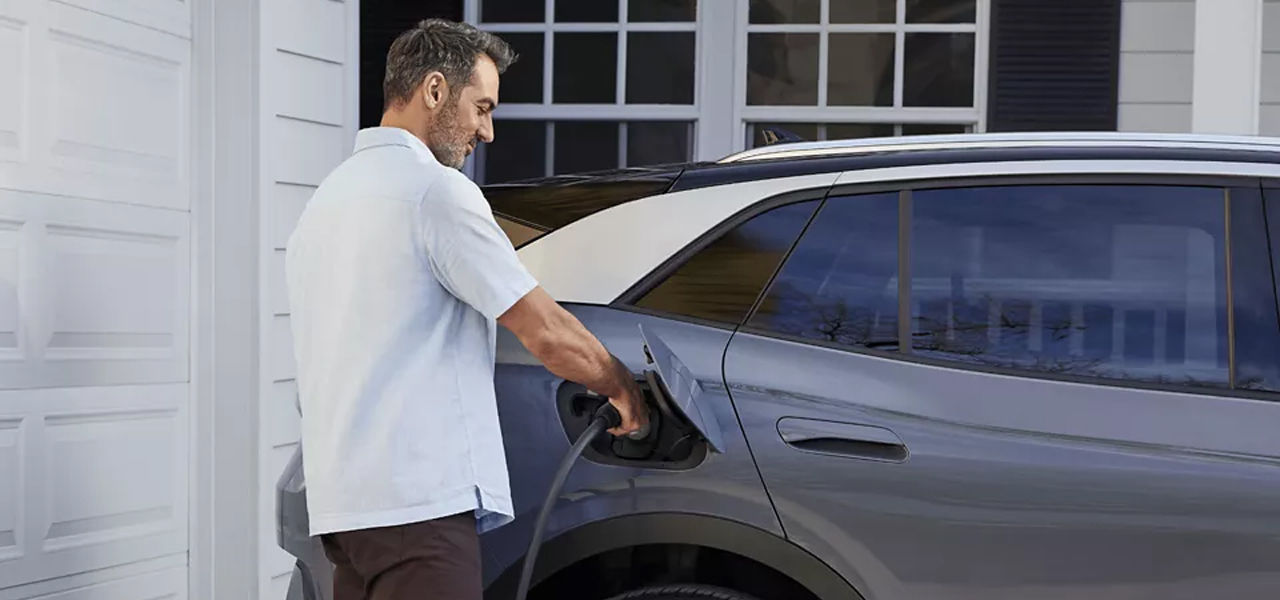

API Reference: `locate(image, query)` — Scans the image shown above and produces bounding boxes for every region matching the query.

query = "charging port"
[555,374,709,470]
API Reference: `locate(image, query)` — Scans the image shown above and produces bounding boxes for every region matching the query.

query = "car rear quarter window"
[632,200,821,325]
[1235,189,1280,393]
[909,184,1231,390]
[746,192,901,349]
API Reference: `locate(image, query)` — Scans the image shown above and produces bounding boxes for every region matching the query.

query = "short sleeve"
[417,173,539,319]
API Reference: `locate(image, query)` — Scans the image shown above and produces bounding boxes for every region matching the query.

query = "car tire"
[604,584,761,600]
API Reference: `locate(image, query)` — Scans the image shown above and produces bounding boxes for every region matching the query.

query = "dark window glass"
[627,33,696,104]
[497,33,543,103]
[902,123,968,136]
[748,33,820,105]
[481,0,544,23]
[749,193,900,349]
[630,0,697,22]
[554,33,617,103]
[826,123,895,140]
[907,0,977,23]
[750,0,820,23]
[483,120,546,183]
[1233,189,1280,392]
[911,185,1230,389]
[627,121,691,166]
[554,121,618,174]
[904,33,975,107]
[750,122,819,148]
[828,34,895,106]
[830,0,895,23]
[635,201,821,324]
[556,0,618,22]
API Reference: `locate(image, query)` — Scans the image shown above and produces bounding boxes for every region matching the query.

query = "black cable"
[514,403,621,600]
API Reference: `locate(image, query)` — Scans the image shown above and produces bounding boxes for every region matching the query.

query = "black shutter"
[987,0,1122,132]
[360,1,465,129]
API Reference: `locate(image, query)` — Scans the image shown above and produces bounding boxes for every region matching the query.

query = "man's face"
[426,55,499,169]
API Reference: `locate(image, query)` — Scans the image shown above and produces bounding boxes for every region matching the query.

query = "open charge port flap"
[556,373,709,470]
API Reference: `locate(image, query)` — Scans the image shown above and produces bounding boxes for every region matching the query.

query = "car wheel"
[604,584,761,600]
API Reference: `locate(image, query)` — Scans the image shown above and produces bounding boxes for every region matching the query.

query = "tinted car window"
[910,184,1230,389]
[634,200,820,324]
[747,192,900,349]
[1235,190,1280,392]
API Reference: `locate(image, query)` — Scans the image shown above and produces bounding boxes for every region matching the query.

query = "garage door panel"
[0,15,24,164]
[18,563,186,600]
[0,384,186,590]
[0,1,189,211]
[0,220,20,362]
[44,4,187,209]
[43,409,180,553]
[54,0,190,39]
[0,418,20,564]
[0,190,189,389]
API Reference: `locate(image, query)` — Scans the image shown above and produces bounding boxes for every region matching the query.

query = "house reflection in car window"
[910,184,1230,389]
[748,192,901,350]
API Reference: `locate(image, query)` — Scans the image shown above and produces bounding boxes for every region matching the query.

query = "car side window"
[633,199,821,325]
[1234,189,1280,392]
[909,184,1231,389]
[746,192,900,349]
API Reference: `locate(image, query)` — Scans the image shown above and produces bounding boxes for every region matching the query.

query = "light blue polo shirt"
[285,127,538,536]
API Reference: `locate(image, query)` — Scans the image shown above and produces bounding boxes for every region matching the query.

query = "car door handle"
[777,418,908,462]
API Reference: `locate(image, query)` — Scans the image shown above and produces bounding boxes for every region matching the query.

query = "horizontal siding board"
[271,183,314,251]
[273,0,346,63]
[1117,103,1192,132]
[1118,53,1193,103]
[1260,104,1280,136]
[268,380,301,449]
[272,117,348,186]
[1120,1,1194,52]
[274,50,346,127]
[270,315,296,382]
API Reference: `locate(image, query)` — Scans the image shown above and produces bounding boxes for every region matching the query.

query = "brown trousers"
[320,511,482,600]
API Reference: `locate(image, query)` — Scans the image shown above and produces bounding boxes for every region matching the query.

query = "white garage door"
[0,0,192,598]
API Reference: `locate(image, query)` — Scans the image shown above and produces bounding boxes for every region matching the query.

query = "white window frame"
[466,0,991,177]
[730,0,990,151]
[466,0,701,182]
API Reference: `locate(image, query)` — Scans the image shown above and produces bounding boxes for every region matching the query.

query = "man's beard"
[426,99,475,169]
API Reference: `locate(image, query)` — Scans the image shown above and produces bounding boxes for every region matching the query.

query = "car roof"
[509,133,1280,305]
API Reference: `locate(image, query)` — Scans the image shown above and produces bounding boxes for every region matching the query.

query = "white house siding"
[0,0,192,599]
[257,0,359,599]
[1260,0,1280,134]
[1118,0,1195,132]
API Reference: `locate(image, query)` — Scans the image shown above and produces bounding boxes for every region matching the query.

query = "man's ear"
[421,72,448,109]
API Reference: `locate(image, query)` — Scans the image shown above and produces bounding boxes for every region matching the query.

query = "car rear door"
[723,173,1280,600]
[482,187,831,588]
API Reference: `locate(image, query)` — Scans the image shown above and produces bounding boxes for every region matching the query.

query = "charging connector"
[514,402,622,600]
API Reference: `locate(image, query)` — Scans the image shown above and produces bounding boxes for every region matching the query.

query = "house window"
[468,0,700,183]
[741,0,986,148]
[464,0,989,180]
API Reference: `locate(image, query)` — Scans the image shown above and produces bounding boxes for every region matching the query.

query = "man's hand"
[605,365,649,438]
[499,287,650,438]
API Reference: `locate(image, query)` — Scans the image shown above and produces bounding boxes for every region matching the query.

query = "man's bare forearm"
[522,308,636,398]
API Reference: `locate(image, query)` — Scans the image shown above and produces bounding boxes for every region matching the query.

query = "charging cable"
[514,401,625,600]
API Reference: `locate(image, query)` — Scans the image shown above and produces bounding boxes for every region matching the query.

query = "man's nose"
[478,115,495,144]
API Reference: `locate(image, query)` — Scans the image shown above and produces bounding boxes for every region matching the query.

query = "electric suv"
[278,132,1280,600]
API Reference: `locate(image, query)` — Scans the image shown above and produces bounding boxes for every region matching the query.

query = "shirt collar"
[353,127,438,164]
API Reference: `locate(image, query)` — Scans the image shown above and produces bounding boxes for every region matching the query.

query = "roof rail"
[717,131,1280,164]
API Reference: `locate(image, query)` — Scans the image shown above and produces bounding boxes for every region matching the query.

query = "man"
[285,19,649,600]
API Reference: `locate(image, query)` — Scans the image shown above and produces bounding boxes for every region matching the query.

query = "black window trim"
[612,186,834,315]
[734,172,1280,401]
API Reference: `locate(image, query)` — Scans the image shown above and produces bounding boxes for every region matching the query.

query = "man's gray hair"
[383,19,516,110]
